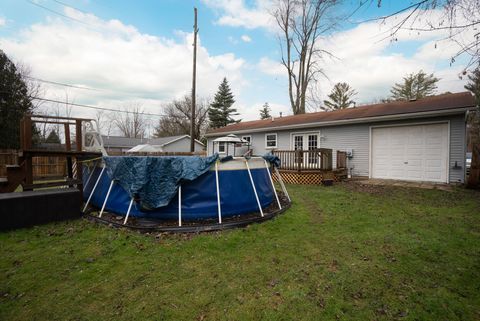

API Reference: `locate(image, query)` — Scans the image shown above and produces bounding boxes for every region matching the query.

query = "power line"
[30,97,167,117]
[25,76,159,98]
[53,0,90,15]
[26,0,101,32]
[25,76,102,92]
[26,0,90,26]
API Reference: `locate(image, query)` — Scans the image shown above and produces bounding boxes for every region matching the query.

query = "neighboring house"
[206,92,475,184]
[102,135,205,154]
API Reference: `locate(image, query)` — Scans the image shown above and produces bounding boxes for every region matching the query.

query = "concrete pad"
[352,179,452,191]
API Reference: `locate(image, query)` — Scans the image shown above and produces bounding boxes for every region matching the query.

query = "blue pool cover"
[83,156,278,220]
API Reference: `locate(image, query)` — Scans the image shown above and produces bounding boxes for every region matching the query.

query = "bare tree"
[15,62,45,110]
[94,110,114,136]
[154,95,209,140]
[112,103,146,138]
[367,0,479,72]
[273,0,338,115]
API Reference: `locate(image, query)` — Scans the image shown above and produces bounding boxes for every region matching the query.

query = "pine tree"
[259,102,271,119]
[208,78,239,128]
[45,129,61,144]
[322,83,357,111]
[465,65,480,187]
[465,66,480,107]
[0,50,34,149]
[390,70,439,101]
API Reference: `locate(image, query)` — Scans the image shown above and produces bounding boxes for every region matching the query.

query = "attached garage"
[206,92,474,184]
[371,123,449,183]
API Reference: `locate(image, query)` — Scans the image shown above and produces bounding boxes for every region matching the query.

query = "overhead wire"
[29,97,167,118]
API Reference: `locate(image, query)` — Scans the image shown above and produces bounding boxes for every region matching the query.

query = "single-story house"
[102,135,205,154]
[205,92,476,184]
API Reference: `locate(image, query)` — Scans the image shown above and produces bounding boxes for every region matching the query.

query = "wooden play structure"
[0,115,103,230]
[0,114,102,193]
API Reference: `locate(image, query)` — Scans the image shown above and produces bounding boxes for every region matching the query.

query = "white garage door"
[371,123,449,183]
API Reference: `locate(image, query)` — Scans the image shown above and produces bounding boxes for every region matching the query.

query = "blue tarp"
[103,154,219,210]
[263,154,281,168]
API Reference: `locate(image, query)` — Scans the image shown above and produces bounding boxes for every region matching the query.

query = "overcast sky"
[0,0,472,134]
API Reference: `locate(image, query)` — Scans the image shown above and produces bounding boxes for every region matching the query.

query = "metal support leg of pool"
[99,179,115,218]
[123,198,134,225]
[215,161,222,224]
[178,185,182,227]
[83,166,105,212]
[83,160,99,190]
[245,159,264,217]
[274,167,290,202]
[264,160,281,210]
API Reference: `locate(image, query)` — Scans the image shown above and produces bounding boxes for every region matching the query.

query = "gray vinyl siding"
[162,138,204,153]
[207,113,467,183]
[449,114,466,183]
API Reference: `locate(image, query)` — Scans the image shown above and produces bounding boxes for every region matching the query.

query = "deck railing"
[272,148,333,172]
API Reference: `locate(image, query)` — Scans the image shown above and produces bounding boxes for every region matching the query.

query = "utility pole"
[190,7,198,152]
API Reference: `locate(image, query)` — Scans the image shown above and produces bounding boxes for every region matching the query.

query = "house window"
[218,142,226,153]
[265,133,277,148]
[242,136,251,144]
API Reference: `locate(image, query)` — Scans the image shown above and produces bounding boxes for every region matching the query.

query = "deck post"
[83,166,105,212]
[274,167,291,202]
[245,159,264,217]
[264,160,282,210]
[123,198,134,225]
[215,161,222,224]
[178,185,182,227]
[99,179,115,218]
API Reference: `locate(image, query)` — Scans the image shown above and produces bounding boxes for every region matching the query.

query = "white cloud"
[236,101,291,121]
[0,17,6,27]
[1,8,246,121]
[241,35,252,43]
[201,0,274,30]
[263,8,470,105]
[257,57,285,77]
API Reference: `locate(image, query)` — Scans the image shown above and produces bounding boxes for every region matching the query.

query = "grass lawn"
[1,183,479,321]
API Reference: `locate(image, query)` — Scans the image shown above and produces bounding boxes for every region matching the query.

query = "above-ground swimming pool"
[82,156,288,226]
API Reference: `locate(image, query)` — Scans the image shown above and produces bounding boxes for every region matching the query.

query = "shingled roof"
[206,92,475,136]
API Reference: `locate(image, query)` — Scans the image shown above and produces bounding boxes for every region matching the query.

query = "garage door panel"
[372,123,448,183]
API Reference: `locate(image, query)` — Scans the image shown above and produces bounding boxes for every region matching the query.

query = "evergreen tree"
[464,65,480,187]
[208,78,239,128]
[322,82,357,111]
[259,102,271,119]
[390,70,439,101]
[465,66,480,107]
[0,50,34,149]
[45,129,61,144]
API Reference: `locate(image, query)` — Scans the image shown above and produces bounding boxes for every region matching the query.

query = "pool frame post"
[274,167,291,202]
[264,160,282,210]
[99,179,115,218]
[83,160,99,190]
[178,185,182,227]
[215,161,222,224]
[123,198,134,225]
[83,166,105,212]
[245,159,264,217]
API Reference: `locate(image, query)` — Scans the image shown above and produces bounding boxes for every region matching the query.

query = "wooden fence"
[1,149,206,178]
[0,149,67,178]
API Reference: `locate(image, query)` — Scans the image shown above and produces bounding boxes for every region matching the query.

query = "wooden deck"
[272,149,347,185]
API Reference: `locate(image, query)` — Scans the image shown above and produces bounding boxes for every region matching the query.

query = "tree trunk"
[467,143,480,188]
